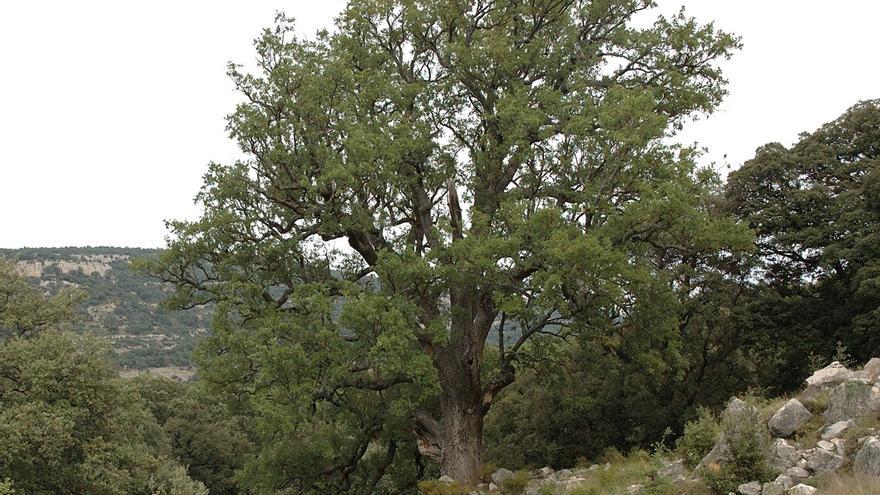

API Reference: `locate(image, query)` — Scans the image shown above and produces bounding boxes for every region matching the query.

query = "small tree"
[147,0,741,488]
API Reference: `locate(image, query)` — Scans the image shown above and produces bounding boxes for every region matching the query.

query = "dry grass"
[817,472,880,494]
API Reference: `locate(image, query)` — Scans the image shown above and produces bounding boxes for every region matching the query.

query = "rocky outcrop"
[820,419,854,440]
[767,399,811,438]
[427,358,880,494]
[823,380,880,423]
[855,436,880,476]
[15,258,116,277]
[737,480,762,495]
[787,484,817,495]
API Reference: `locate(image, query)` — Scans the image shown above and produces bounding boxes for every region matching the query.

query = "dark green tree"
[147,0,742,487]
[726,99,880,391]
[0,265,207,495]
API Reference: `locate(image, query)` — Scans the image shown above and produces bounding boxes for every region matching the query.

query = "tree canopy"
[726,99,880,391]
[0,264,209,495]
[147,0,743,489]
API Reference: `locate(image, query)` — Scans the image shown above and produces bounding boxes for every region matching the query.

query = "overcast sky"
[1,1,878,249]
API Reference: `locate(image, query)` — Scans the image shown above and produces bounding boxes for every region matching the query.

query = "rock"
[555,469,572,481]
[816,440,835,451]
[769,438,801,473]
[805,446,844,474]
[820,419,855,440]
[806,361,852,388]
[863,357,880,382]
[762,482,786,495]
[657,459,687,482]
[738,481,762,495]
[854,436,880,476]
[488,482,498,491]
[438,475,456,483]
[625,484,643,494]
[698,434,730,470]
[831,438,846,456]
[491,468,514,485]
[774,475,794,490]
[787,484,817,495]
[823,380,880,423]
[803,362,853,400]
[536,466,553,478]
[786,466,809,479]
[724,397,755,419]
[768,399,812,438]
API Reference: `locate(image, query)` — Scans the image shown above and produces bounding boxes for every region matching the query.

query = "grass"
[815,472,880,494]
[560,456,709,495]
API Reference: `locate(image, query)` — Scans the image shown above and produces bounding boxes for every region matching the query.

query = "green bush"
[701,401,774,494]
[0,479,14,495]
[500,470,532,494]
[417,480,471,495]
[676,408,720,468]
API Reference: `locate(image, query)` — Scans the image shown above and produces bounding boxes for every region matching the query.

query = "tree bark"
[438,399,483,486]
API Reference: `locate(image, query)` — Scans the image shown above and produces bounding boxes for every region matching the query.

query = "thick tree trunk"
[438,400,483,485]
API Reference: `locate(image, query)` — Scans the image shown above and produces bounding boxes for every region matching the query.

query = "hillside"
[0,246,209,376]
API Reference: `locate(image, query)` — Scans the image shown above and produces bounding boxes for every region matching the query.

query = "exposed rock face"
[854,436,880,476]
[657,459,687,482]
[491,468,514,485]
[15,258,117,277]
[804,445,844,474]
[806,361,852,388]
[761,481,786,495]
[862,358,880,382]
[823,380,880,423]
[821,419,855,440]
[768,399,811,438]
[738,480,762,495]
[787,484,817,495]
[769,439,801,473]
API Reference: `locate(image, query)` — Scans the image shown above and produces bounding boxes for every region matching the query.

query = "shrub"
[479,462,498,483]
[701,401,774,494]
[500,470,531,494]
[598,446,625,464]
[417,480,471,495]
[0,479,14,495]
[676,408,720,468]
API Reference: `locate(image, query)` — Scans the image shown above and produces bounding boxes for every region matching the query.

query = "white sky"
[1,1,878,249]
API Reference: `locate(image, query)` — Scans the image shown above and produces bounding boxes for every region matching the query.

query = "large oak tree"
[148,0,742,489]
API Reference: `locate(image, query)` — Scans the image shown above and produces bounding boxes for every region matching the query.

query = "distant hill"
[0,247,210,375]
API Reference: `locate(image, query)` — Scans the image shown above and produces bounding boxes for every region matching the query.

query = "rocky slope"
[0,247,210,376]
[429,359,880,495]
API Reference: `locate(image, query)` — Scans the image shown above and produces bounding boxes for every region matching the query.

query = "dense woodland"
[1,1,879,494]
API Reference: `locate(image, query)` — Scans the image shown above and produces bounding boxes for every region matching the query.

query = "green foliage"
[566,455,709,495]
[0,330,206,494]
[416,480,471,495]
[500,470,531,494]
[676,408,720,468]
[0,265,204,495]
[146,0,740,488]
[726,99,880,393]
[700,402,773,494]
[0,479,13,495]
[0,248,211,369]
[147,460,209,495]
[0,260,85,338]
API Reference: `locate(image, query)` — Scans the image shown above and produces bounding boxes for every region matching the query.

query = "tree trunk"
[438,400,483,485]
